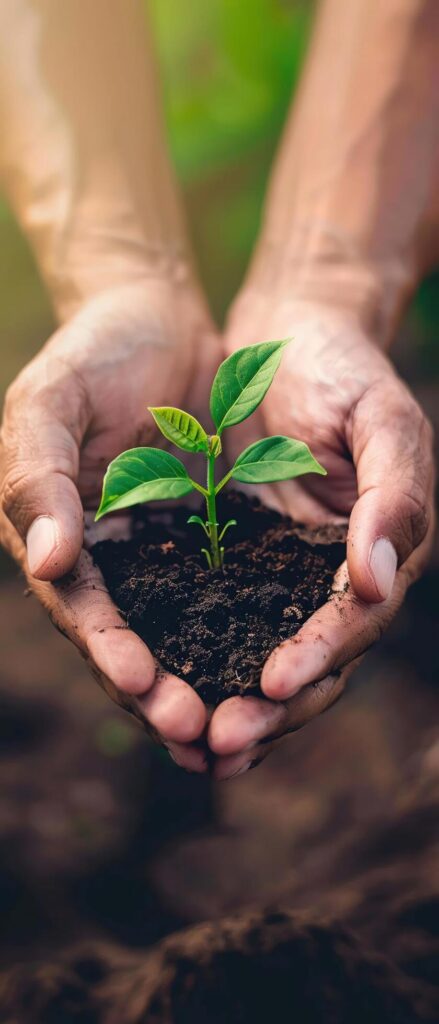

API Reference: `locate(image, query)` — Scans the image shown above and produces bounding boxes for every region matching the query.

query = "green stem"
[189,478,208,498]
[206,451,222,569]
[215,468,233,495]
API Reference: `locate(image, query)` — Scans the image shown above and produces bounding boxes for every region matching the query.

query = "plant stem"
[206,450,222,569]
[215,468,233,495]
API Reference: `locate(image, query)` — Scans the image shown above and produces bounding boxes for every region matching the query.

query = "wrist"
[247,223,419,350]
[47,228,192,326]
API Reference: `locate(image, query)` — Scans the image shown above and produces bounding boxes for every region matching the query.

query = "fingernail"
[227,761,251,779]
[369,537,397,601]
[26,515,58,575]
[166,748,182,767]
[165,741,208,774]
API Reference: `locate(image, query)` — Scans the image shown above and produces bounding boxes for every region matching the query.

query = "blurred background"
[0,1,438,1020]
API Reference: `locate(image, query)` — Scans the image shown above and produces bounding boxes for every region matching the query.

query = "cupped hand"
[0,278,220,760]
[206,293,435,778]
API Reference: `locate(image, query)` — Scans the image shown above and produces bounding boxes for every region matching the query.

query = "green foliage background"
[148,0,312,315]
[0,0,437,403]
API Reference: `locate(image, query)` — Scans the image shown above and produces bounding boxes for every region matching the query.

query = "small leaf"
[201,548,213,569]
[95,447,194,519]
[231,436,326,484]
[218,518,237,542]
[188,514,209,537]
[148,406,209,453]
[209,434,222,457]
[209,339,289,434]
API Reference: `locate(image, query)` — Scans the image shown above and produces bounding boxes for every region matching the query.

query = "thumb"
[347,379,433,603]
[1,403,84,581]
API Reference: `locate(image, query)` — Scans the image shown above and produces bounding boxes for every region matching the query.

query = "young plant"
[95,340,326,569]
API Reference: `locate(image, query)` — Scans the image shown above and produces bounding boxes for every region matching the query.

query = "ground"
[0,506,438,1018]
[0,170,438,1021]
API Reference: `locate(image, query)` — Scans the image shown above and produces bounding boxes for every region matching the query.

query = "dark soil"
[0,911,417,1024]
[92,491,346,705]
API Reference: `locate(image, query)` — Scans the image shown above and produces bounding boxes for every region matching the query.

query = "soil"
[92,491,346,705]
[1,911,417,1024]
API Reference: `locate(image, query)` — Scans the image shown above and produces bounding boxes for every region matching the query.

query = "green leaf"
[209,339,290,434]
[95,447,194,519]
[231,435,326,484]
[201,548,213,569]
[218,518,237,542]
[209,434,222,457]
[187,514,209,537]
[148,406,209,453]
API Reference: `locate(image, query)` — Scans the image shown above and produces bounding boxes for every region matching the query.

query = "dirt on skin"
[92,491,346,705]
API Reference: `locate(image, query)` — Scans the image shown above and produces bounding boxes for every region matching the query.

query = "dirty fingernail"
[166,744,208,774]
[26,515,58,575]
[227,762,251,779]
[369,537,397,601]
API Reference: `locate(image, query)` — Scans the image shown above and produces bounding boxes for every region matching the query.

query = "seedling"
[96,340,326,568]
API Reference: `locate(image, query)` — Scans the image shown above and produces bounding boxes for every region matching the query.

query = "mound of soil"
[0,911,418,1024]
[92,492,346,705]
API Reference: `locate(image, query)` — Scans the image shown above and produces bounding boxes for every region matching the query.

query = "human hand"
[0,279,220,759]
[205,292,434,778]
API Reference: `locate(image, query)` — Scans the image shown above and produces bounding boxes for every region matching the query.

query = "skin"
[0,0,437,776]
[0,279,220,750]
[205,0,438,776]
[206,301,434,778]
[0,0,221,757]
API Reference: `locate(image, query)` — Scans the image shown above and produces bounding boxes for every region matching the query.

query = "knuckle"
[57,571,107,603]
[400,392,432,449]
[1,469,28,521]
[1,465,56,524]
[398,483,429,551]
[4,366,36,413]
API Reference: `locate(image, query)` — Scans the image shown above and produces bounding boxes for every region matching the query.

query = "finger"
[261,541,421,702]
[0,529,154,704]
[273,668,350,733]
[54,554,207,740]
[166,740,209,773]
[48,552,206,737]
[1,387,84,581]
[1,498,208,741]
[347,379,434,603]
[50,549,156,696]
[139,672,207,744]
[212,743,274,781]
[211,668,353,771]
[208,696,285,757]
[48,552,207,739]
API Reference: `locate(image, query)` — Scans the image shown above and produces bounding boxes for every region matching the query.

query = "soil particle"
[92,491,346,705]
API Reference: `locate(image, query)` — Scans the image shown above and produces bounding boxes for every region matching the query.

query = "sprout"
[95,340,326,569]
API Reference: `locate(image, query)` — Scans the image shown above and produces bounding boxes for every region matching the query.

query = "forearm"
[0,0,189,322]
[247,0,439,346]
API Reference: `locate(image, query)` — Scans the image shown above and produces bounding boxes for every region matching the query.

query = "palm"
[225,299,383,525]
[260,340,358,523]
[54,283,219,516]
[206,296,432,781]
[0,281,220,757]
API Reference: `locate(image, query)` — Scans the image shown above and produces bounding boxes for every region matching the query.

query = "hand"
[205,292,434,778]
[0,278,220,761]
